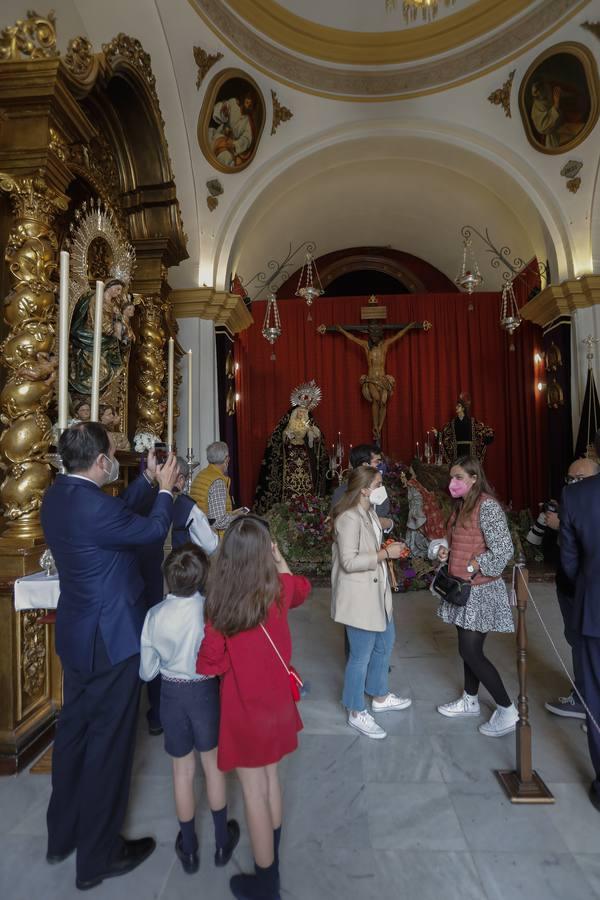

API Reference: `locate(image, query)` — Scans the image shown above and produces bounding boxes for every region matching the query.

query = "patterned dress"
[437,498,515,633]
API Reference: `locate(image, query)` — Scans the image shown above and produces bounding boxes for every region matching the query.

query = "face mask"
[101,454,119,484]
[449,477,471,499]
[370,485,388,506]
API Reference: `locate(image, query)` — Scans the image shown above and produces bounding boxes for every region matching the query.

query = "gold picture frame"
[518,42,599,155]
[198,68,266,174]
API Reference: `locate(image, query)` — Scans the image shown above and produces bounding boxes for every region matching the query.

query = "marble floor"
[1,583,600,900]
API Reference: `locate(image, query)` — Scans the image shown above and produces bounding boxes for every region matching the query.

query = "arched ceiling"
[190,0,584,99]
[224,132,554,295]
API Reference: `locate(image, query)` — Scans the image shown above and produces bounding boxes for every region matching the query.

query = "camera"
[526,500,558,546]
[154,442,168,465]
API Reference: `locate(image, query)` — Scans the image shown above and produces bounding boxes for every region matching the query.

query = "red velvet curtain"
[235,293,547,512]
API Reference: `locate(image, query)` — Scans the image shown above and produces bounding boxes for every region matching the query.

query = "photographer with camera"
[544,457,599,719]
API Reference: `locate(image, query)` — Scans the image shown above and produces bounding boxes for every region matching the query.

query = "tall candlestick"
[57,250,70,430]
[187,348,193,450]
[90,280,104,421]
[416,441,420,459]
[167,337,174,448]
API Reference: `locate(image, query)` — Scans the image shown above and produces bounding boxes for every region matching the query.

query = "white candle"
[187,349,193,451]
[57,250,70,430]
[90,280,104,421]
[416,441,420,458]
[167,337,174,447]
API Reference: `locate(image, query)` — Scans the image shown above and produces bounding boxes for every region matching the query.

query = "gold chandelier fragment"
[385,0,456,24]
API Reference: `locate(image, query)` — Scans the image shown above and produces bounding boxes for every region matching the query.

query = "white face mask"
[370,485,388,507]
[101,454,120,484]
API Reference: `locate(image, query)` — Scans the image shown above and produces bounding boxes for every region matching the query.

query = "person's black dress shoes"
[47,847,75,864]
[175,831,199,874]
[75,836,156,890]
[148,723,163,736]
[590,783,600,813]
[214,819,240,867]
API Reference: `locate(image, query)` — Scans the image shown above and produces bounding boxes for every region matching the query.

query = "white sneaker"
[478,703,519,737]
[348,710,387,740]
[437,692,480,718]
[372,693,412,712]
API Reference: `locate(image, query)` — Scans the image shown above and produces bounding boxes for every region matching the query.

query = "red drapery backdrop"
[235,292,548,512]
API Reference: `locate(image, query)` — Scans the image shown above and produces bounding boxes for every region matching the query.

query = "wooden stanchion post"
[496,553,555,803]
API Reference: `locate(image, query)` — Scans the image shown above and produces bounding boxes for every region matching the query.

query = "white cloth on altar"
[14,571,60,611]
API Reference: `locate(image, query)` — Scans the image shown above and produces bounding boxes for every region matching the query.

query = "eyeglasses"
[564,475,585,484]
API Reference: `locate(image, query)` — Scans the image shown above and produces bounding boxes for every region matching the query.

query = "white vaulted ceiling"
[11,0,596,294]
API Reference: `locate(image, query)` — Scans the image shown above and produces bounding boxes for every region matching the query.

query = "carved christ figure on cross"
[318,318,432,441]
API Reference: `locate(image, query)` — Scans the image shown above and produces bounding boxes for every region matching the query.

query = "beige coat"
[331,505,392,632]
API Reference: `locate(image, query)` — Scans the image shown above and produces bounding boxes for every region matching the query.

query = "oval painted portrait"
[518,42,599,155]
[198,68,266,174]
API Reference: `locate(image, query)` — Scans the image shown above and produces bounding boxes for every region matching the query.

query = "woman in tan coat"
[331,466,411,739]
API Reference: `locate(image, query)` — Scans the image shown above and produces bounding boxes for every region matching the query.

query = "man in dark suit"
[40,422,178,888]
[560,433,600,814]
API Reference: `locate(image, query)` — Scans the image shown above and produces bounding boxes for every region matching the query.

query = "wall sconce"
[536,381,546,392]
[226,349,236,416]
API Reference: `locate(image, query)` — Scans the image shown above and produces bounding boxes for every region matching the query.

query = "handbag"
[260,623,304,702]
[431,564,474,607]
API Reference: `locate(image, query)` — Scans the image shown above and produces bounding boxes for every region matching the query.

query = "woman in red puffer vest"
[433,456,517,738]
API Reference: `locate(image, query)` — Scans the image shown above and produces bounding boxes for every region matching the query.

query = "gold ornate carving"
[206,195,218,211]
[48,127,68,163]
[270,89,293,134]
[21,609,47,698]
[487,69,515,118]
[567,177,581,193]
[581,21,600,41]
[135,295,167,439]
[193,45,223,88]
[63,35,95,77]
[0,10,58,61]
[170,287,253,334]
[68,134,121,208]
[0,171,68,543]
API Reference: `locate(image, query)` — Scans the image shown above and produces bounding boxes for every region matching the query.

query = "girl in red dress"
[197,515,311,900]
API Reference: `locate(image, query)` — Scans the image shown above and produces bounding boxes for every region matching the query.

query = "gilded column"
[0,171,68,546]
[135,294,167,439]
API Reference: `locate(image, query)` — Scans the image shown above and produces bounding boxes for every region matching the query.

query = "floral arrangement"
[265,494,333,577]
[263,458,544,584]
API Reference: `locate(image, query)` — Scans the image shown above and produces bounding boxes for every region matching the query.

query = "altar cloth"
[14,571,60,611]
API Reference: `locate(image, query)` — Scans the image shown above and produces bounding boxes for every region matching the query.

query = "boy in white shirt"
[140,544,239,874]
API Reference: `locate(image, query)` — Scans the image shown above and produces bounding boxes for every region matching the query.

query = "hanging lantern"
[295,251,324,321]
[262,292,282,360]
[455,238,484,295]
[500,281,521,336]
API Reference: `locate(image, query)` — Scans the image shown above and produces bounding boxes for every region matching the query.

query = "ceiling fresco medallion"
[518,42,600,155]
[198,68,266,174]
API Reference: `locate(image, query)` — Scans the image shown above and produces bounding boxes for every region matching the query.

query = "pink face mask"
[449,477,471,499]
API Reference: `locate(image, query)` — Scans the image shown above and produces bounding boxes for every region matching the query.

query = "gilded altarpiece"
[0,12,188,772]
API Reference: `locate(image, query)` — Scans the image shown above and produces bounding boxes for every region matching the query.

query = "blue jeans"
[343,616,396,712]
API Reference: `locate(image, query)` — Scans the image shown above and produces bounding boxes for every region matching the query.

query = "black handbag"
[432,564,474,607]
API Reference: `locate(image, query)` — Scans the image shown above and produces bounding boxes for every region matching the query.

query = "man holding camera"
[544,457,599,718]
[560,439,600,813]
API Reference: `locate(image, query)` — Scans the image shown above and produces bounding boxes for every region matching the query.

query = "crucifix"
[318,296,432,442]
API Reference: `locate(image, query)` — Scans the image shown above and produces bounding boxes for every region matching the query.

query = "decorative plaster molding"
[520,276,600,327]
[190,0,584,100]
[193,45,223,88]
[170,287,253,334]
[487,70,515,117]
[271,89,293,134]
[581,21,600,41]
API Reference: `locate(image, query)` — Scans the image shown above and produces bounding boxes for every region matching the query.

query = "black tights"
[456,627,511,707]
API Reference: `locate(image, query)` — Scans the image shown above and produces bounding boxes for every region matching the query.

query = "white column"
[175,318,219,467]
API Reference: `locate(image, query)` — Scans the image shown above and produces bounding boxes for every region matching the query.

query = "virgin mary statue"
[254,380,328,514]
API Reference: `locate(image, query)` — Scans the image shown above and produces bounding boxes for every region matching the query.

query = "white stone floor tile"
[1,582,598,899]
